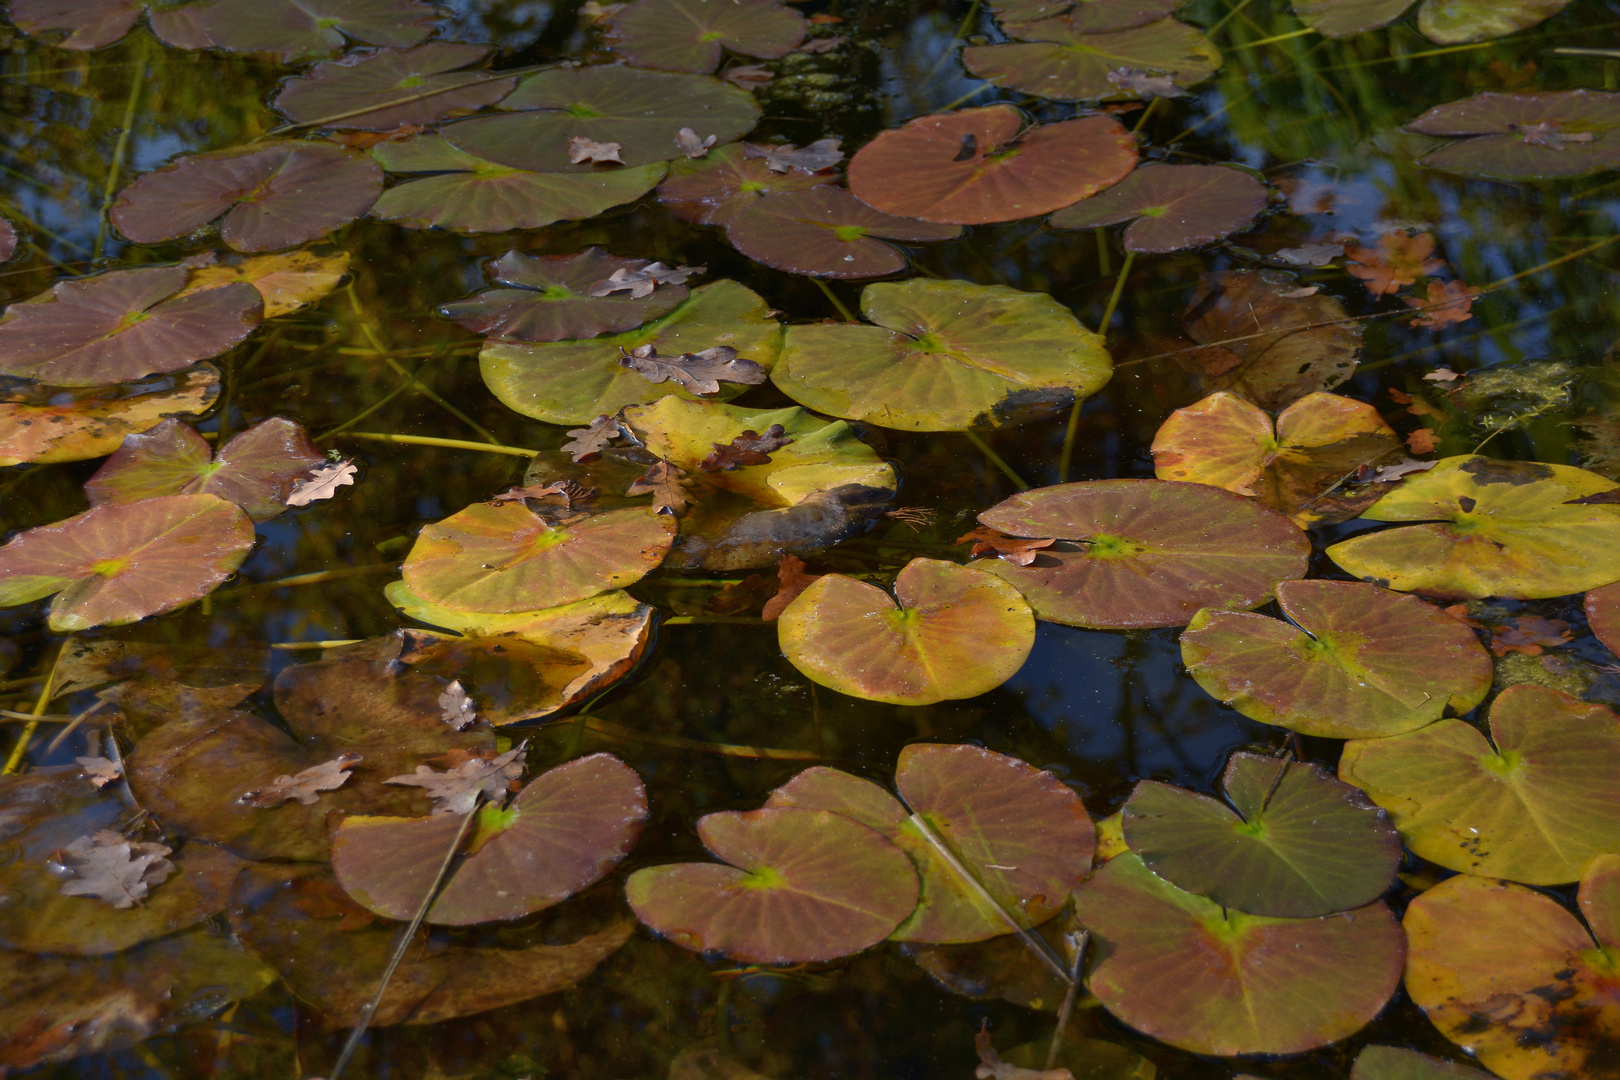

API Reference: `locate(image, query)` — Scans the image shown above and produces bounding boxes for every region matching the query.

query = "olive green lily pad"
[1121,750,1402,917]
[1339,683,1620,884]
[625,806,920,963]
[1589,580,1620,656]
[606,0,806,73]
[778,558,1035,706]
[1151,390,1403,526]
[974,479,1310,629]
[401,502,674,613]
[439,248,691,342]
[1073,853,1405,1055]
[1179,579,1493,739]
[201,0,436,62]
[0,362,219,467]
[657,143,841,226]
[1287,0,1412,36]
[84,417,323,522]
[0,267,260,387]
[991,0,1184,33]
[1350,1045,1491,1080]
[1049,164,1266,253]
[772,278,1112,431]
[332,753,647,925]
[230,862,633,1026]
[1403,867,1620,1080]
[272,42,516,131]
[1406,90,1620,181]
[1293,0,1570,42]
[725,187,963,278]
[1325,455,1620,599]
[0,494,255,633]
[0,769,246,956]
[445,65,762,170]
[963,19,1221,103]
[370,134,666,233]
[846,106,1137,225]
[480,279,783,425]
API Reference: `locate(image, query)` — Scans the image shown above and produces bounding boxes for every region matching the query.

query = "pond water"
[4,0,1620,1077]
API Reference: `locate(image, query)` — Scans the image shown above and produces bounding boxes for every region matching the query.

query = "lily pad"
[177,249,351,319]
[1589,581,1620,656]
[1417,0,1573,43]
[402,501,675,614]
[606,0,806,74]
[385,583,657,718]
[847,106,1137,225]
[777,558,1035,706]
[1403,867,1620,1080]
[1350,1045,1491,1080]
[272,42,517,131]
[481,279,782,425]
[1179,579,1493,738]
[0,494,254,633]
[625,806,920,963]
[1121,750,1402,917]
[444,65,762,171]
[973,479,1310,629]
[962,19,1221,103]
[1049,164,1266,253]
[0,219,14,263]
[84,417,323,522]
[1073,853,1405,1056]
[230,862,633,1026]
[110,141,383,252]
[439,248,690,342]
[1289,0,1413,37]
[0,362,219,467]
[200,0,436,62]
[1325,455,1620,599]
[993,0,1186,32]
[903,916,1076,1008]
[0,268,259,387]
[1339,683,1620,884]
[332,753,646,925]
[1406,90,1620,181]
[657,142,841,225]
[1150,390,1403,526]
[724,187,962,278]
[370,134,667,233]
[772,278,1112,431]
[1182,269,1363,411]
[0,769,246,956]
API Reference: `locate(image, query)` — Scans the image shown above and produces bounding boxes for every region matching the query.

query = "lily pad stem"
[342,432,537,457]
[93,35,146,261]
[1044,929,1090,1070]
[2,637,69,775]
[812,278,855,322]
[570,716,823,761]
[964,431,1029,490]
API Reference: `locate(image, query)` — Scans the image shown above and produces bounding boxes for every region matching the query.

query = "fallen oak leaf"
[743,138,843,173]
[75,756,123,788]
[1406,427,1439,454]
[1403,279,1479,329]
[618,343,768,395]
[561,414,622,461]
[761,554,821,621]
[675,127,717,159]
[957,526,1056,566]
[699,424,792,471]
[568,136,624,164]
[1345,231,1446,296]
[239,753,363,808]
[385,743,526,815]
[51,830,174,910]
[974,1022,1073,1080]
[488,480,569,505]
[626,458,691,515]
[438,679,477,730]
[286,459,356,506]
[1105,67,1189,99]
[588,261,706,299]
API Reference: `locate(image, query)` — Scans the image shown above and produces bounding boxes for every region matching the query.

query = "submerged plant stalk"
[2,639,68,775]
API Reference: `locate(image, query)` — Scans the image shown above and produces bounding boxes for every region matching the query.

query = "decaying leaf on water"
[1275,241,1343,266]
[75,757,122,788]
[956,526,1056,566]
[619,343,769,395]
[1106,67,1188,99]
[286,459,357,506]
[676,128,717,158]
[239,753,362,808]
[699,424,792,471]
[385,744,525,815]
[761,554,821,621]
[562,414,623,461]
[744,138,843,173]
[52,831,175,909]
[589,262,706,299]
[1404,279,1480,328]
[974,1023,1073,1080]
[568,136,625,164]
[1345,232,1447,296]
[627,458,692,515]
[1489,615,1572,656]
[438,680,478,730]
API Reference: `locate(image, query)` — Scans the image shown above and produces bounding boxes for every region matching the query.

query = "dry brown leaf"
[568,136,624,164]
[626,458,691,515]
[675,128,717,159]
[957,526,1056,566]
[51,830,174,909]
[385,743,525,815]
[761,555,821,621]
[1406,428,1439,454]
[1344,232,1446,296]
[588,262,705,299]
[561,414,621,461]
[699,424,792,471]
[286,460,356,506]
[618,344,768,395]
[743,139,843,173]
[75,756,123,788]
[1403,279,1479,329]
[438,679,477,730]
[240,753,362,808]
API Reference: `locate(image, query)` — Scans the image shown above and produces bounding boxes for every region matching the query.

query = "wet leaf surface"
[271,42,516,130]
[201,0,437,61]
[657,143,842,225]
[1406,89,1620,180]
[606,0,806,73]
[724,187,962,278]
[440,248,690,342]
[1049,164,1265,252]
[176,249,351,319]
[963,19,1221,103]
[0,362,219,466]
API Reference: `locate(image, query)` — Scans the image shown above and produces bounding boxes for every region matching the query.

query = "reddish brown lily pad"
[963,19,1221,103]
[201,0,436,61]
[0,362,219,467]
[974,479,1310,629]
[1407,90,1620,181]
[272,42,517,131]
[439,248,690,342]
[847,105,1137,225]
[1049,164,1266,253]
[607,0,806,74]
[1589,581,1620,656]
[725,187,962,278]
[657,142,841,226]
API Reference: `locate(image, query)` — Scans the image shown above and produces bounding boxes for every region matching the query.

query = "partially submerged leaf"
[1404,280,1480,329]
[1049,164,1266,253]
[1345,232,1447,296]
[962,19,1221,103]
[76,757,122,788]
[725,187,962,278]
[975,1024,1074,1080]
[53,830,175,910]
[619,343,769,395]
[1350,1045,1490,1080]
[627,458,693,514]
[239,753,362,808]
[0,363,219,467]
[1406,89,1620,180]
[657,142,841,225]
[177,249,351,318]
[744,138,844,173]
[439,248,690,343]
[271,42,516,131]
[957,527,1056,566]
[606,0,806,73]
[384,744,524,816]
[588,261,706,299]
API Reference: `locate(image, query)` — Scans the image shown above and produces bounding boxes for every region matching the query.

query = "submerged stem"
[964,430,1029,490]
[2,638,69,774]
[93,36,146,260]
[1044,929,1090,1070]
[341,432,537,457]
[812,277,856,322]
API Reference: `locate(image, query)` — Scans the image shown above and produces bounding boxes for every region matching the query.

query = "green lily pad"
[1073,853,1405,1055]
[370,134,667,233]
[1406,90,1620,181]
[992,0,1185,32]
[606,0,806,73]
[772,278,1112,431]
[385,583,657,718]
[1150,390,1403,526]
[847,106,1137,224]
[1589,581,1620,656]
[778,558,1036,706]
[1416,0,1572,44]
[0,769,246,956]
[1179,579,1493,738]
[272,42,517,131]
[0,362,219,467]
[0,494,254,633]
[480,279,783,425]
[657,142,841,226]
[0,268,259,387]
[1121,750,1402,917]
[724,187,962,278]
[625,806,920,963]
[110,141,383,252]
[1350,1045,1491,1080]
[440,248,691,342]
[401,501,675,614]
[230,862,633,1026]
[201,0,436,62]
[332,753,647,925]
[1182,269,1363,411]
[1340,683,1620,884]
[963,19,1221,103]
[1325,455,1620,599]
[974,479,1310,629]
[0,927,276,1070]
[1048,164,1266,253]
[445,65,762,170]
[84,417,323,522]
[1403,867,1620,1080]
